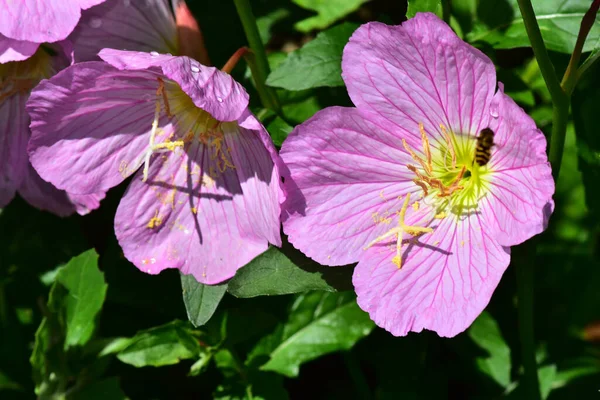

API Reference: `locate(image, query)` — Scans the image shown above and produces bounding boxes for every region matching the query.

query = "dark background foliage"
[1,0,599,399]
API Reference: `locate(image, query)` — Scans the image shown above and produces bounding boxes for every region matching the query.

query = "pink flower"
[0,0,107,63]
[69,0,179,62]
[0,44,103,215]
[27,49,283,284]
[280,13,554,337]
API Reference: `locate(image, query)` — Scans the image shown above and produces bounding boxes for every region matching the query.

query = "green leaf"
[468,311,511,388]
[227,246,353,298]
[266,117,293,147]
[117,321,202,367]
[181,273,228,327]
[266,23,358,91]
[467,0,600,54]
[54,249,107,349]
[292,0,367,32]
[407,0,443,19]
[248,292,374,377]
[553,358,600,389]
[256,9,290,44]
[538,364,557,400]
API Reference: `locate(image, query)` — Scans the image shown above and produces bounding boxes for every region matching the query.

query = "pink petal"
[481,91,555,246]
[281,107,420,266]
[342,13,496,144]
[18,163,104,216]
[0,92,28,207]
[99,49,249,122]
[353,212,510,337]
[27,61,164,195]
[115,123,281,284]
[0,0,107,43]
[0,34,39,63]
[70,0,177,62]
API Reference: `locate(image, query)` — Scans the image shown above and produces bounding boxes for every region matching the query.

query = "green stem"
[561,0,600,95]
[515,0,565,106]
[342,352,372,400]
[577,50,600,80]
[515,245,541,400]
[233,0,281,114]
[549,100,570,182]
[512,2,570,399]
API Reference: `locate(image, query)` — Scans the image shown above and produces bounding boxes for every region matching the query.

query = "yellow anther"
[364,193,433,269]
[147,210,163,229]
[434,211,447,219]
[153,140,185,151]
[412,201,420,211]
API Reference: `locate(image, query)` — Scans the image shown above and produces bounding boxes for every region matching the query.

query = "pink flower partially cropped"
[0,45,102,215]
[69,0,177,62]
[27,49,283,284]
[0,0,107,62]
[281,13,554,337]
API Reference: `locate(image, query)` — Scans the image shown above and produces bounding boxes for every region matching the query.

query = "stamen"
[142,78,181,182]
[440,124,456,169]
[157,78,172,118]
[142,97,162,182]
[364,193,433,268]
[402,139,431,175]
[419,123,433,174]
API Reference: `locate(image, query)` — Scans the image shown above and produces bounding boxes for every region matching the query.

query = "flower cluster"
[2,3,554,337]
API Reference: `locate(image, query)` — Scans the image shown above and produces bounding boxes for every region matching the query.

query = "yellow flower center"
[139,77,236,183]
[404,123,492,216]
[364,123,493,268]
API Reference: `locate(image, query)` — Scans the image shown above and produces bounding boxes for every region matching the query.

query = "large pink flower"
[0,0,107,62]
[27,49,283,284]
[280,13,554,337]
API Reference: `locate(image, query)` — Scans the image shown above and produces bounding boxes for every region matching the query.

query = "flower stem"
[515,0,565,106]
[233,0,281,114]
[561,0,600,95]
[516,0,570,180]
[548,100,570,182]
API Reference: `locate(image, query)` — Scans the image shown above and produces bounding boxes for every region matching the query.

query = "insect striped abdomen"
[474,128,495,166]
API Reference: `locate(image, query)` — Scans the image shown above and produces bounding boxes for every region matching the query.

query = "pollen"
[364,193,433,269]
[191,207,198,214]
[147,210,163,229]
[434,211,447,219]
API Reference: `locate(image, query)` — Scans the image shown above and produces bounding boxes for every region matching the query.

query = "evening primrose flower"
[0,0,106,62]
[0,45,103,214]
[69,0,179,62]
[27,49,283,284]
[280,13,554,337]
